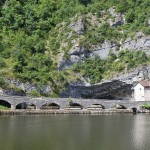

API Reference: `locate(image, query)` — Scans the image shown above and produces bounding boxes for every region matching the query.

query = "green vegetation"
[0,105,9,110]
[0,77,9,89]
[0,0,150,96]
[141,103,150,109]
[72,50,149,84]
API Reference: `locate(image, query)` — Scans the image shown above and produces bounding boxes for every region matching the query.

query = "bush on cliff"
[72,50,149,84]
[0,0,149,95]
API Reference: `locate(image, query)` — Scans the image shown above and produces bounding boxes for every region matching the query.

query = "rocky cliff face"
[54,8,150,70]
[0,79,52,96]
[90,33,150,59]
[66,32,150,61]
[61,65,150,100]
[61,80,133,100]
[1,7,149,99]
[54,9,150,100]
[1,64,149,99]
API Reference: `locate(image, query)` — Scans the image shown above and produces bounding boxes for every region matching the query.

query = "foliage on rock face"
[0,0,150,96]
[0,77,8,89]
[72,50,149,84]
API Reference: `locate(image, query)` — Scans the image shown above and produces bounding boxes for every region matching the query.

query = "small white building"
[134,80,150,101]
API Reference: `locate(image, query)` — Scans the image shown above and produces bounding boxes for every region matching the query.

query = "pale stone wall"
[134,84,145,101]
[0,88,3,95]
[144,88,150,101]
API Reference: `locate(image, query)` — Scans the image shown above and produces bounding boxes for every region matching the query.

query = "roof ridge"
[139,79,150,87]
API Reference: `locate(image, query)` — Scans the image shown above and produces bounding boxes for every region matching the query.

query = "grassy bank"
[0,105,9,110]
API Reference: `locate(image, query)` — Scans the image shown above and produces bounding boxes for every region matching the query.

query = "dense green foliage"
[0,0,150,96]
[72,50,149,84]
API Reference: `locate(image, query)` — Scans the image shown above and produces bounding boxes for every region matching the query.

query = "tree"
[78,0,91,6]
[125,9,135,23]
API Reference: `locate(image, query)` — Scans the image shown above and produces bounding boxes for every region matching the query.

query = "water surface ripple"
[0,114,150,150]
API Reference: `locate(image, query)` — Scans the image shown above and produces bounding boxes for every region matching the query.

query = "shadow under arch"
[40,102,60,109]
[88,104,105,109]
[16,102,36,109]
[132,107,137,114]
[67,101,83,109]
[111,104,127,109]
[0,100,11,109]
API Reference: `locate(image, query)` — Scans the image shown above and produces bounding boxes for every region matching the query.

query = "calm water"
[0,114,150,150]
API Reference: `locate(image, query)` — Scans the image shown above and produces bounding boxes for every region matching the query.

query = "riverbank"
[0,109,139,115]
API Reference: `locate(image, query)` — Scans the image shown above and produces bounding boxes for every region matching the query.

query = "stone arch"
[16,102,28,109]
[27,103,36,110]
[131,107,137,114]
[15,102,36,109]
[88,104,105,109]
[0,100,11,109]
[40,102,60,109]
[67,101,83,109]
[111,104,127,109]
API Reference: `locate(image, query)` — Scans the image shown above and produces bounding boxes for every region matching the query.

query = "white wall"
[134,84,145,101]
[144,88,150,101]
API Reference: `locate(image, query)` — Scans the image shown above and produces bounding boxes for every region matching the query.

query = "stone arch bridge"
[0,95,149,110]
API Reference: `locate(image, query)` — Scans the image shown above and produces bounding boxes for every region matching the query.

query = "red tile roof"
[139,80,150,87]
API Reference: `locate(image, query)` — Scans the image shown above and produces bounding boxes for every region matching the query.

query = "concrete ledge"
[0,109,134,115]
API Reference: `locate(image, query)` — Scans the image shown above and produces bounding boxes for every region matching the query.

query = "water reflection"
[0,115,150,150]
[132,115,150,150]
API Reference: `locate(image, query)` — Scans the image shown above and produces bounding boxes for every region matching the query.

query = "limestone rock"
[61,79,133,99]
[2,79,52,96]
[107,7,124,27]
[68,16,85,34]
[121,36,150,54]
[90,41,117,59]
[4,89,26,96]
[58,46,88,70]
[61,65,150,99]
[7,79,37,93]
[68,46,88,61]
[148,19,150,26]
[57,59,73,70]
[68,46,85,55]
[58,32,150,70]
[70,55,81,63]
[91,33,150,59]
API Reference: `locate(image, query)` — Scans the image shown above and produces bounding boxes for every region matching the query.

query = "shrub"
[28,90,40,97]
[142,104,150,109]
[0,77,8,89]
[72,50,149,84]
[0,58,6,68]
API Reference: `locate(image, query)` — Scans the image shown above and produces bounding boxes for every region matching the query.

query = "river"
[0,114,150,150]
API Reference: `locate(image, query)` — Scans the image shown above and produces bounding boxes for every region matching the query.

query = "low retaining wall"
[0,109,135,115]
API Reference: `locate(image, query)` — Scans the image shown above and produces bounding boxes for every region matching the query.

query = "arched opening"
[40,103,60,109]
[0,100,11,109]
[132,107,137,114]
[111,104,127,109]
[16,102,28,109]
[16,103,36,110]
[87,104,105,110]
[67,101,83,109]
[27,104,36,110]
